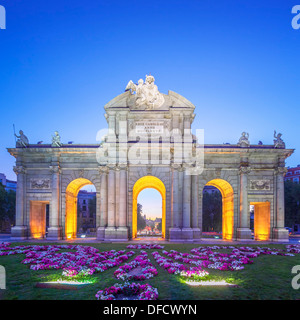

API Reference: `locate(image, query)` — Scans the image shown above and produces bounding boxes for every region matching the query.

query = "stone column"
[107,165,115,227]
[169,163,181,241]
[47,164,62,240]
[97,166,108,240]
[237,165,252,240]
[273,167,289,241]
[191,174,201,240]
[105,165,117,240]
[182,164,193,240]
[117,164,129,240]
[11,165,27,239]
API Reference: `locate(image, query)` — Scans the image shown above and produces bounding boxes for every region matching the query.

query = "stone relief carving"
[273,131,285,149]
[30,178,51,189]
[249,180,271,191]
[237,132,250,147]
[125,74,164,109]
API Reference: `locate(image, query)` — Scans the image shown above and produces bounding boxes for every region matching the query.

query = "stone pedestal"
[236,227,252,241]
[115,227,129,240]
[181,228,194,241]
[104,226,128,241]
[97,226,105,240]
[169,227,182,241]
[273,227,289,242]
[192,228,201,240]
[47,227,62,240]
[10,226,28,240]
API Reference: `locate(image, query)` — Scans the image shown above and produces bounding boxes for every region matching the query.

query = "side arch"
[65,178,94,239]
[205,179,234,240]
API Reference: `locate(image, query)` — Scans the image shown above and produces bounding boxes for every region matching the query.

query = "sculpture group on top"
[236,131,285,148]
[125,74,165,110]
[14,130,62,148]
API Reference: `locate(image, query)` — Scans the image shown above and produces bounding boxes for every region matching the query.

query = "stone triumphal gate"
[8,75,293,242]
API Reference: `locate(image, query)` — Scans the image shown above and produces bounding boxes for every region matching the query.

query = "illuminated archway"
[204,179,234,240]
[251,201,270,241]
[132,176,166,239]
[65,178,94,239]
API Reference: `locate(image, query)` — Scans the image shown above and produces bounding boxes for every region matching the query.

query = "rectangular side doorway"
[30,201,49,239]
[251,201,270,241]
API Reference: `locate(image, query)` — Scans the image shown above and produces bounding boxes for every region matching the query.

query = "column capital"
[182,163,193,170]
[98,166,109,174]
[118,163,128,171]
[171,163,182,170]
[13,165,26,175]
[49,165,61,174]
[107,164,117,171]
[275,167,288,176]
[239,166,251,175]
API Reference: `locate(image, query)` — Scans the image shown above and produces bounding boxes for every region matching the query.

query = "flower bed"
[151,251,206,276]
[0,243,135,274]
[126,244,164,250]
[95,282,159,300]
[113,250,158,280]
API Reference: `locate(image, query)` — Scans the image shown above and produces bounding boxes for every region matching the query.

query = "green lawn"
[0,242,300,300]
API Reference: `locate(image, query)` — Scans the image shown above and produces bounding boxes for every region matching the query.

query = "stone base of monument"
[272,228,289,242]
[104,227,129,241]
[96,226,105,240]
[181,228,194,241]
[192,228,201,241]
[169,227,183,241]
[47,227,62,240]
[10,226,28,240]
[236,228,252,241]
[169,227,195,242]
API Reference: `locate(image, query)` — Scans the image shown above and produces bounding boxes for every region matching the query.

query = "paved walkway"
[0,234,298,245]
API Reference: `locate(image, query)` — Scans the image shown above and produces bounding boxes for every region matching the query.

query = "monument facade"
[7,75,293,242]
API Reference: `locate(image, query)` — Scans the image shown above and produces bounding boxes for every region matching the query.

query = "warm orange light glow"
[65,178,93,239]
[30,201,48,239]
[206,179,234,240]
[251,201,270,241]
[132,176,166,239]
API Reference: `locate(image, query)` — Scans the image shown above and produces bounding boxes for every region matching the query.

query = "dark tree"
[157,221,162,231]
[202,189,222,232]
[284,180,300,228]
[0,183,16,232]
[137,203,146,231]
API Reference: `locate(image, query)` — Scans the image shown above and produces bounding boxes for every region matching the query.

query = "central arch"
[204,179,234,240]
[132,176,166,239]
[65,178,94,239]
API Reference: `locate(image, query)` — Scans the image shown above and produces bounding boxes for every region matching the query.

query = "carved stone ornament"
[13,166,26,175]
[30,178,51,189]
[51,131,62,147]
[273,131,285,149]
[249,180,271,191]
[146,165,152,175]
[125,74,164,109]
[237,132,250,147]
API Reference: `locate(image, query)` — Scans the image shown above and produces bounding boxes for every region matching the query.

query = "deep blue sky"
[1,0,300,181]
